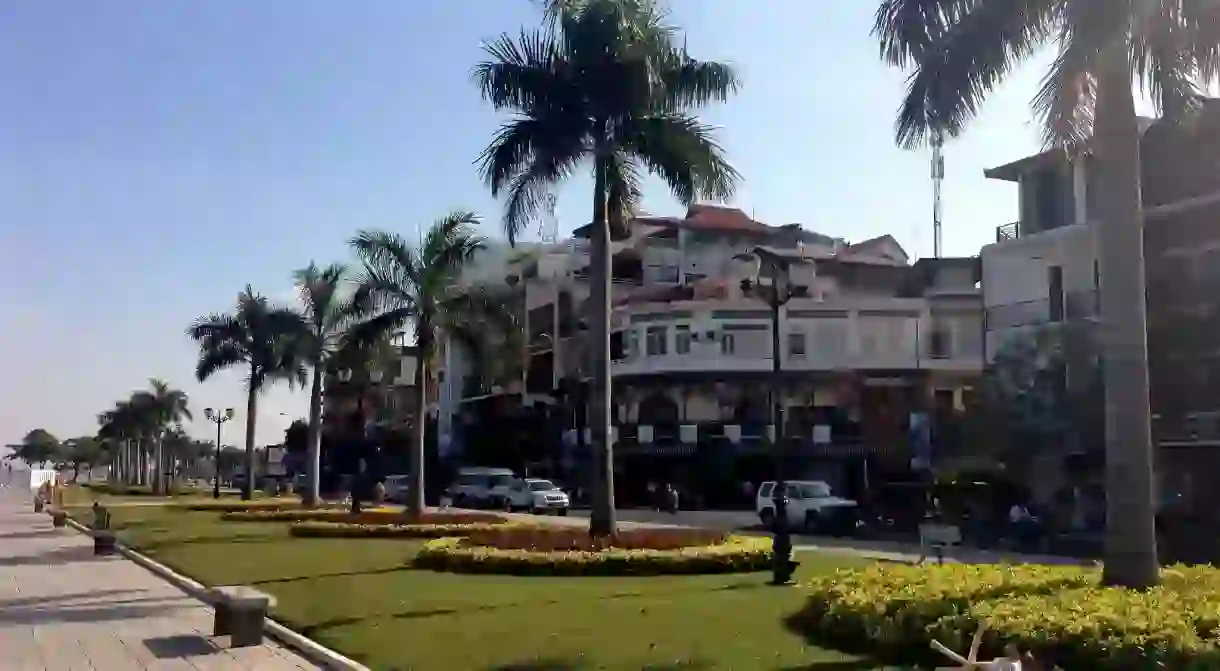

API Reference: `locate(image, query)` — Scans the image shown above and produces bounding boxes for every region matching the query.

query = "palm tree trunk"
[243,382,258,501]
[588,144,617,537]
[408,330,431,518]
[305,358,325,507]
[1095,50,1159,589]
[153,433,164,496]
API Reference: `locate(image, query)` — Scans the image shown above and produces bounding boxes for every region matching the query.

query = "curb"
[62,516,370,671]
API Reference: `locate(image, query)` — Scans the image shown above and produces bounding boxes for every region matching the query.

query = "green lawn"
[67,504,885,670]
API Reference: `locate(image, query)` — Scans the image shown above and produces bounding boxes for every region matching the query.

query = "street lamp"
[203,407,235,499]
[740,247,804,586]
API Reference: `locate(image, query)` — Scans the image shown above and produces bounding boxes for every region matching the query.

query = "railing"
[995,221,1019,242]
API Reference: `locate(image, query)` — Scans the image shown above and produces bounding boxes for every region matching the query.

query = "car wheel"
[759,508,775,529]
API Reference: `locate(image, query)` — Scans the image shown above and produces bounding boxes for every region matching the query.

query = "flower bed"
[177,499,308,513]
[290,520,510,539]
[221,509,505,524]
[785,562,1220,669]
[412,527,773,576]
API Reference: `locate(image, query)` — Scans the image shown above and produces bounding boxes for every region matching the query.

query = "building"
[438,205,985,504]
[979,101,1220,513]
[321,342,423,437]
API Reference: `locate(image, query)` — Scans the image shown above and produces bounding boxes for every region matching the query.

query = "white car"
[447,467,516,508]
[756,480,861,535]
[498,478,570,515]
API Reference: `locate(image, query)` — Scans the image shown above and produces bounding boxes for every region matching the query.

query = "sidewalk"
[0,490,318,670]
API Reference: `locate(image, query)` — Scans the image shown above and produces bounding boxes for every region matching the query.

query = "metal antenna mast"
[931,130,945,258]
[539,193,559,244]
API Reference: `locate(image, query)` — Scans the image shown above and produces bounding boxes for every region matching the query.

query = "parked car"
[756,480,861,536]
[496,478,570,515]
[446,467,516,508]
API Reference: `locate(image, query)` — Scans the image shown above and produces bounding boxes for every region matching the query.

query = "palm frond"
[873,0,973,67]
[604,150,644,234]
[1133,2,1204,122]
[420,211,485,276]
[473,29,566,112]
[888,0,1061,149]
[194,343,244,382]
[621,113,739,205]
[657,50,741,110]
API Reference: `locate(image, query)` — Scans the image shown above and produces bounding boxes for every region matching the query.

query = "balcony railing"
[996,221,1019,242]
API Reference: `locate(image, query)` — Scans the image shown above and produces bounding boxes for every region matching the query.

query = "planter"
[33,498,44,513]
[93,530,116,556]
[51,512,67,528]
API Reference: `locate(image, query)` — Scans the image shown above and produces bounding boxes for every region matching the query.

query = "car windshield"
[528,480,556,492]
[799,483,832,499]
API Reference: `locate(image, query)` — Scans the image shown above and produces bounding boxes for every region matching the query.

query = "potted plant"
[50,509,68,528]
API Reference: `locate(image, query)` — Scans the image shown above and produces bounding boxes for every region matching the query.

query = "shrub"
[412,534,773,576]
[786,562,1220,669]
[289,520,510,539]
[463,526,729,551]
[221,509,505,524]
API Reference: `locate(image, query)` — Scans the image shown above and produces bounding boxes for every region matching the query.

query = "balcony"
[996,221,1019,242]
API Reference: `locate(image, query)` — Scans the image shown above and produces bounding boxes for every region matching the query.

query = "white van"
[446,467,516,508]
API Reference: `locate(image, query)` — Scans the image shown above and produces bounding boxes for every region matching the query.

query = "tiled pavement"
[0,489,319,670]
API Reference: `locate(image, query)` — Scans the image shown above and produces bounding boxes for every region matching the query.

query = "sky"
[0,1,1159,452]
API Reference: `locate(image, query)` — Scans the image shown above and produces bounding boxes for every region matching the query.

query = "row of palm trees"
[96,379,194,492]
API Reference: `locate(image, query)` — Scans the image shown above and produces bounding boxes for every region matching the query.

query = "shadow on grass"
[777,661,887,670]
[251,564,409,586]
[136,533,281,553]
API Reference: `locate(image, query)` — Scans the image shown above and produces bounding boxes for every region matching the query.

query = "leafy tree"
[283,419,309,456]
[97,401,140,485]
[60,436,105,482]
[476,0,739,535]
[293,262,359,507]
[869,0,1217,588]
[5,429,60,469]
[187,285,308,499]
[348,212,520,516]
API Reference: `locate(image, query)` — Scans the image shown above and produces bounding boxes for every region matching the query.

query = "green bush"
[177,499,304,513]
[289,520,510,539]
[412,535,773,576]
[785,562,1220,669]
[219,509,504,524]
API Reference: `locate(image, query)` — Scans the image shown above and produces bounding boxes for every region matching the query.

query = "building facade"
[439,205,985,504]
[979,102,1220,515]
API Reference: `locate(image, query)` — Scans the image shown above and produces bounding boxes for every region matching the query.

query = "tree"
[348,212,520,517]
[187,286,308,500]
[475,0,740,535]
[131,379,192,494]
[293,262,358,507]
[869,0,1217,588]
[98,401,140,485]
[5,429,60,469]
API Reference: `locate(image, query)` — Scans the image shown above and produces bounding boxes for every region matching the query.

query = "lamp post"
[203,407,235,499]
[740,247,803,586]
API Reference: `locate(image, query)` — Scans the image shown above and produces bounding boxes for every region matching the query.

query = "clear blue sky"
[0,0,1155,450]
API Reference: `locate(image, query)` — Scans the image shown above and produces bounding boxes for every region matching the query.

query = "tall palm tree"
[187,286,308,500]
[98,401,139,484]
[348,212,520,517]
[293,262,358,507]
[131,379,192,494]
[475,0,740,535]
[871,0,1219,588]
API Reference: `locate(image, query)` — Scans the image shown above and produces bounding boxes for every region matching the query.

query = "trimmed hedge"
[289,520,510,539]
[785,562,1220,669]
[412,535,773,576]
[220,509,505,524]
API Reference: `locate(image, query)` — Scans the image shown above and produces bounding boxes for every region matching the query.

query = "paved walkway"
[0,489,318,670]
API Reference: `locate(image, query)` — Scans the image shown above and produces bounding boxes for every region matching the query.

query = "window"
[610,331,625,360]
[659,265,680,283]
[646,326,668,356]
[675,325,692,354]
[1048,265,1064,322]
[798,482,831,499]
[928,323,951,358]
[624,329,638,359]
[758,482,774,499]
[787,331,806,358]
[720,332,736,355]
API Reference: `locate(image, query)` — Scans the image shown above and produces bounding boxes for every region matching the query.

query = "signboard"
[265,446,286,477]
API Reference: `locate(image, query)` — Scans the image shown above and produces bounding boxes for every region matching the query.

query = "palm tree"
[475,0,740,535]
[293,262,359,507]
[187,286,308,500]
[131,379,192,494]
[98,401,139,484]
[61,436,104,482]
[348,212,520,517]
[870,0,1219,588]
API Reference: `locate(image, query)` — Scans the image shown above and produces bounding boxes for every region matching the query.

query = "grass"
[63,503,886,670]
